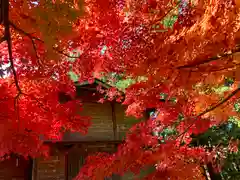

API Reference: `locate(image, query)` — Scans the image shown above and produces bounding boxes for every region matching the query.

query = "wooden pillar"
[65,152,69,180]
[31,159,37,180]
[111,102,117,140]
[66,144,86,180]
[63,144,78,180]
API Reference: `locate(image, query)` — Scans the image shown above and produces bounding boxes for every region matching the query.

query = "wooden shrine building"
[30,78,145,180]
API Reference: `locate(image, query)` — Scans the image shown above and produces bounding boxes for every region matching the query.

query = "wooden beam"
[43,140,123,145]
[111,102,117,140]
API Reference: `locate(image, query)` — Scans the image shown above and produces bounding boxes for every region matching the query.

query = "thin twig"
[30,38,43,66]
[197,87,240,117]
[14,92,21,123]
[9,22,42,42]
[177,45,240,69]
[24,93,49,112]
[150,1,181,27]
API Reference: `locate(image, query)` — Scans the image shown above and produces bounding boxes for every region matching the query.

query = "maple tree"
[74,0,240,179]
[1,0,240,179]
[0,0,90,158]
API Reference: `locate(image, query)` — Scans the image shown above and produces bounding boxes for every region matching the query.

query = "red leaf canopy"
[0,0,240,179]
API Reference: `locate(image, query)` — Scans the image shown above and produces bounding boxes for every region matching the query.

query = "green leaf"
[68,71,79,82]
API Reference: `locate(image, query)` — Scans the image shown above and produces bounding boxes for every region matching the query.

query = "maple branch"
[6,34,21,94]
[177,87,240,138]
[4,21,60,115]
[8,22,44,65]
[3,1,21,94]
[10,22,80,59]
[1,0,22,123]
[198,88,240,117]
[176,45,240,69]
[31,38,42,66]
[55,48,80,58]
[9,21,41,41]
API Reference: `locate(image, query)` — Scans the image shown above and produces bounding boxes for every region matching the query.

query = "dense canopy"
[1,0,240,179]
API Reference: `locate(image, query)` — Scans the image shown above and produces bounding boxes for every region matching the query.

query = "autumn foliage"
[1,0,240,179]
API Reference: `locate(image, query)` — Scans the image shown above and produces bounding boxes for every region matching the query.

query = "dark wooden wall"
[0,156,32,180]
[33,149,65,180]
